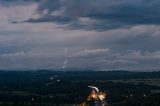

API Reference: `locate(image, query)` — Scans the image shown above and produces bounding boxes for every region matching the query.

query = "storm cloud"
[0,0,160,70]
[18,0,160,30]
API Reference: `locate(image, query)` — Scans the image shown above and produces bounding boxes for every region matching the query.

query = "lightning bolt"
[62,48,68,68]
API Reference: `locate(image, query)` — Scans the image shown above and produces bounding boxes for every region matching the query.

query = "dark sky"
[0,0,160,71]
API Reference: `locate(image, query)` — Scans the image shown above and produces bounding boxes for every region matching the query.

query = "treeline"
[0,70,160,81]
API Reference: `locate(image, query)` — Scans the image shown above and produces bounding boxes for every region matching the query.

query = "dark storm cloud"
[23,15,73,24]
[1,0,160,70]
[0,0,40,2]
[21,0,160,30]
[37,0,60,14]
[0,0,39,6]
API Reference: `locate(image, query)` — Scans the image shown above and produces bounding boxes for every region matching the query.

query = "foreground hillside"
[0,70,159,106]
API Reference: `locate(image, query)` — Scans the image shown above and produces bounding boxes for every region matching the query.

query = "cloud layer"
[0,0,160,70]
[19,0,160,30]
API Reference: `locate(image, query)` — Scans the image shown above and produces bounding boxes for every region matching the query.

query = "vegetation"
[0,70,159,106]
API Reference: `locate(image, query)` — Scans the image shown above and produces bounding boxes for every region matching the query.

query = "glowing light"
[31,98,34,101]
[88,86,99,92]
[50,77,53,80]
[88,86,106,101]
